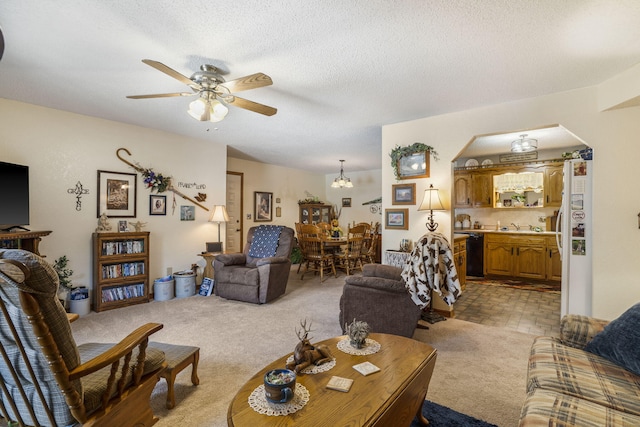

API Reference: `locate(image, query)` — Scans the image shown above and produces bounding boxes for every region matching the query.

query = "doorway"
[452,124,589,328]
[226,172,243,253]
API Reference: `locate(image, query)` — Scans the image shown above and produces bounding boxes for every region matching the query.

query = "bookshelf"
[92,231,150,312]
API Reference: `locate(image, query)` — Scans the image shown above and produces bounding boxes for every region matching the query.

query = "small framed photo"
[385,208,409,230]
[180,205,195,221]
[97,170,137,218]
[342,197,352,208]
[392,183,416,205]
[118,220,128,232]
[397,151,430,180]
[255,191,273,222]
[149,195,166,215]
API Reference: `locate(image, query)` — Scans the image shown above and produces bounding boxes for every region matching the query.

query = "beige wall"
[226,158,382,236]
[324,169,383,229]
[1,98,227,298]
[226,157,327,233]
[382,84,640,320]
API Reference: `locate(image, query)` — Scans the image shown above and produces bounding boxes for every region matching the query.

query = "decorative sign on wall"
[499,152,538,163]
[67,181,89,211]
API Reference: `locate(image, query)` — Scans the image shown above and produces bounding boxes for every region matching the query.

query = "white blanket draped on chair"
[401,232,462,310]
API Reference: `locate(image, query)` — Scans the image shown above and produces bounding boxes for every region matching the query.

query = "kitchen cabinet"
[471,171,492,208]
[546,235,562,281]
[484,233,561,282]
[454,161,563,209]
[484,234,546,280]
[453,172,472,208]
[453,235,468,291]
[453,171,492,208]
[299,203,332,224]
[544,163,564,207]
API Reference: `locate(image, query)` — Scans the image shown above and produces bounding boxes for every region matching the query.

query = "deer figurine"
[286,320,333,373]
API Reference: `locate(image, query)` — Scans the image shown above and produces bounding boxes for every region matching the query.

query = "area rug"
[412,400,498,427]
[467,276,560,294]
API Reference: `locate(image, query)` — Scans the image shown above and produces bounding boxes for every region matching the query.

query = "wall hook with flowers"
[116,148,209,211]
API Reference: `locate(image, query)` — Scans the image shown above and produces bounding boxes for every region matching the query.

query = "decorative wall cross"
[67,181,89,211]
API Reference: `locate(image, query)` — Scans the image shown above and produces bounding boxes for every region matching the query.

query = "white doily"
[337,337,381,355]
[248,383,310,416]
[285,355,336,374]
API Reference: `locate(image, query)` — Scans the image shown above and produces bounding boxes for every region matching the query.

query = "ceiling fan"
[127,59,277,122]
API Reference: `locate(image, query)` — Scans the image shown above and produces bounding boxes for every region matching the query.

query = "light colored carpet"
[70,266,535,427]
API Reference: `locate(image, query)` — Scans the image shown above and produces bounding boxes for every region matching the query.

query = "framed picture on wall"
[397,151,429,180]
[342,198,352,207]
[97,170,137,218]
[180,206,195,221]
[149,195,166,215]
[392,183,416,205]
[385,208,409,230]
[254,191,273,222]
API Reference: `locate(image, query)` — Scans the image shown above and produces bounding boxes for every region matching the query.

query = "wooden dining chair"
[361,227,379,264]
[297,224,336,282]
[335,225,367,275]
[315,222,332,238]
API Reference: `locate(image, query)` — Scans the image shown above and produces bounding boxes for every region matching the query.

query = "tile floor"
[452,279,561,337]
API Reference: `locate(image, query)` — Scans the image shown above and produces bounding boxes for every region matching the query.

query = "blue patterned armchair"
[214,225,295,304]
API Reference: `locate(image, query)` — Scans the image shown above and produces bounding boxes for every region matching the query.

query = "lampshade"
[209,205,230,223]
[418,185,445,212]
[511,134,538,153]
[188,96,229,122]
[418,184,445,232]
[331,160,354,188]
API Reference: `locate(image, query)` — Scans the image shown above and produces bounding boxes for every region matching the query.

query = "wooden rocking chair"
[0,249,166,427]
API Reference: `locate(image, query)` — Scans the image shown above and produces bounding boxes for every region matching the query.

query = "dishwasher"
[466,233,484,277]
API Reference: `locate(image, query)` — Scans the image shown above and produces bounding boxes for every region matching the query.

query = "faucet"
[511,223,520,231]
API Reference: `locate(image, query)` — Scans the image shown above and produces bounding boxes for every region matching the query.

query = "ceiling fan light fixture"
[511,134,538,153]
[188,97,229,122]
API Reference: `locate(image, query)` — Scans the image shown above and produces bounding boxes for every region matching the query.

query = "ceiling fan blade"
[127,92,195,99]
[141,59,201,89]
[225,95,277,116]
[219,73,273,93]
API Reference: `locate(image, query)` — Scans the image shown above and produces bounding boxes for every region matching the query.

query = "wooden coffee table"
[227,333,437,426]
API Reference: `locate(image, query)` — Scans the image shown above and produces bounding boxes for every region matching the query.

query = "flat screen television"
[0,161,30,231]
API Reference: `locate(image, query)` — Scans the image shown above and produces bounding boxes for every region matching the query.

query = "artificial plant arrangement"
[389,142,439,179]
[53,255,74,290]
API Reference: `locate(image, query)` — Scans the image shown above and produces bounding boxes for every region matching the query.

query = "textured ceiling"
[1,1,639,174]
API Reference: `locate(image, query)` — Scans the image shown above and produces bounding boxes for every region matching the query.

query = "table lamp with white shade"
[208,205,230,252]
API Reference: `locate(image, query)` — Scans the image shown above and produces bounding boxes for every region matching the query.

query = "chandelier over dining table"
[331,160,353,188]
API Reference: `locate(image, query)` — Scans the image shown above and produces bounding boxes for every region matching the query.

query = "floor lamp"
[417,184,447,323]
[208,205,230,252]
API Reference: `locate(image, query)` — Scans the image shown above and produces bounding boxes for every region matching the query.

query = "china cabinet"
[298,203,332,224]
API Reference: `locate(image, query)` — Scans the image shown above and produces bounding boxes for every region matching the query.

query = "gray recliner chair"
[339,263,421,338]
[214,225,295,304]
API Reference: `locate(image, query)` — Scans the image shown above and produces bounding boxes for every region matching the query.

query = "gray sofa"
[339,264,421,338]
[520,307,640,426]
[214,225,294,304]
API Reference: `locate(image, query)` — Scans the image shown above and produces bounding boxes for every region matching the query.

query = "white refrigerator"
[556,158,592,317]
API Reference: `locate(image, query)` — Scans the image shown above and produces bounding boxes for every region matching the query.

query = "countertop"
[454,229,558,236]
